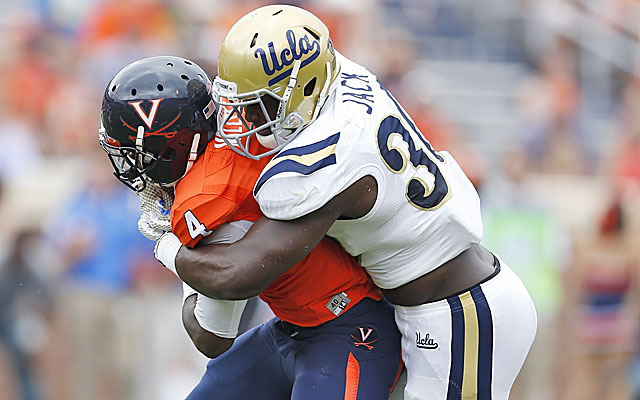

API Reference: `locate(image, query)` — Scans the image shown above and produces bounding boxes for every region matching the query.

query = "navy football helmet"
[99,56,216,191]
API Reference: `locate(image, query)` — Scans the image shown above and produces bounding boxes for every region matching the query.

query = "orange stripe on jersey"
[344,352,360,400]
[389,361,405,396]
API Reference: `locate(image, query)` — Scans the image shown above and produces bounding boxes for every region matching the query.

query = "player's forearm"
[175,242,300,299]
[175,216,328,300]
[176,244,266,299]
[182,294,234,358]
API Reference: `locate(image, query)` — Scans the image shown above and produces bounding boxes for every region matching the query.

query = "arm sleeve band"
[193,296,248,339]
[182,282,198,303]
[184,219,254,339]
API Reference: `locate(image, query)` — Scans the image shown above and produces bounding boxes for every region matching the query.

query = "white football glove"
[138,182,174,240]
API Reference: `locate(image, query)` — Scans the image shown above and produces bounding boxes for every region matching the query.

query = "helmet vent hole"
[250,33,259,48]
[111,85,117,92]
[131,88,137,96]
[304,77,317,96]
[181,74,189,80]
[272,10,283,16]
[197,73,203,80]
[304,27,320,40]
[167,62,173,67]
[157,84,164,91]
[184,60,192,65]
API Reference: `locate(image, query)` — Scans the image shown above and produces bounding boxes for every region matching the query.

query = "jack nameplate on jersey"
[325,292,350,316]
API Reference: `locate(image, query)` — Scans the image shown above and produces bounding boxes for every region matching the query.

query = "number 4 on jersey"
[184,209,213,239]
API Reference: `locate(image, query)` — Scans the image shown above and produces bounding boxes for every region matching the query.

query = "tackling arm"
[174,176,377,300]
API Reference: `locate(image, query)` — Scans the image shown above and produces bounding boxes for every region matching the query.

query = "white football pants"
[394,258,537,400]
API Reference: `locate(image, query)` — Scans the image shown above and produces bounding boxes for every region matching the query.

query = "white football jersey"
[254,52,483,289]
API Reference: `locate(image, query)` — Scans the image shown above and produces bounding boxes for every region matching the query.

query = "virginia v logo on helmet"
[213,5,341,160]
[99,56,217,191]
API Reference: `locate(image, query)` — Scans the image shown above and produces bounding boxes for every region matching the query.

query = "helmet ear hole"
[161,147,177,161]
[304,77,317,96]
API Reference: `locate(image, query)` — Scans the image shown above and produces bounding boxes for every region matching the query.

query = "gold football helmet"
[213,4,341,159]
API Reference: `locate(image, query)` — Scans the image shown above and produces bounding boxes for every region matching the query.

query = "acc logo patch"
[350,325,378,351]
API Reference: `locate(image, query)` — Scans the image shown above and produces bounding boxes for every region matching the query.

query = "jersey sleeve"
[253,129,383,220]
[253,131,343,220]
[171,142,268,248]
[171,194,241,248]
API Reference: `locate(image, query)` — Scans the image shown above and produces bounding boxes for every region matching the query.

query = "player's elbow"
[191,331,234,359]
[182,294,234,358]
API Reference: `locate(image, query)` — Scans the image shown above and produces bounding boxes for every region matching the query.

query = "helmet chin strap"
[310,61,332,122]
[261,59,302,150]
[130,125,147,191]
[279,59,302,117]
[184,133,201,175]
[136,126,145,149]
[135,126,145,168]
[261,60,331,151]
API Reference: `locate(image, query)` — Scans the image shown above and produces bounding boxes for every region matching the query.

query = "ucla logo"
[415,332,439,349]
[254,29,321,86]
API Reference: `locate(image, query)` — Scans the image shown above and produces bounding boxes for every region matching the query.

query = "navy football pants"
[186,298,403,400]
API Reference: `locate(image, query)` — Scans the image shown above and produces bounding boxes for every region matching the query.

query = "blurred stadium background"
[1,0,640,399]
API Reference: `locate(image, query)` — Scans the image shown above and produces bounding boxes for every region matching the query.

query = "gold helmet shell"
[214,5,341,159]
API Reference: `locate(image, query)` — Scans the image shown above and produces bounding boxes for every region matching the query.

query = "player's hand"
[138,181,174,240]
[154,231,182,276]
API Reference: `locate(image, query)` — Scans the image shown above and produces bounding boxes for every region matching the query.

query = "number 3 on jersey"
[184,209,213,240]
[377,114,450,210]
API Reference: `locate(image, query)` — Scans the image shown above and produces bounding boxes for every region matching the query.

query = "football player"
[152,5,538,400]
[98,56,404,399]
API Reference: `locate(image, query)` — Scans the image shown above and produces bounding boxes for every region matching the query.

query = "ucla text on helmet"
[254,29,321,86]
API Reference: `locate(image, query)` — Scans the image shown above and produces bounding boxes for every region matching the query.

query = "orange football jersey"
[171,139,381,327]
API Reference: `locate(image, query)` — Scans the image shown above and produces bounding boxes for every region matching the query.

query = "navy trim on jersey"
[254,132,340,195]
[274,132,340,159]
